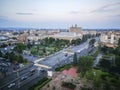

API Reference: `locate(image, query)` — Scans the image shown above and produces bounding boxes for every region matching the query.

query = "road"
[38,40,91,70]
[93,53,102,67]
[0,38,98,90]
[0,62,34,87]
[1,70,47,90]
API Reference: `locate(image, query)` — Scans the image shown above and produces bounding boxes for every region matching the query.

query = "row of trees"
[0,51,27,63]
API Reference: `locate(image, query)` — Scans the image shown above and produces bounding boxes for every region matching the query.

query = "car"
[7,83,15,88]
[64,53,68,57]
[19,64,24,68]
[40,69,46,73]
[20,76,28,81]
[29,73,34,76]
[30,68,36,73]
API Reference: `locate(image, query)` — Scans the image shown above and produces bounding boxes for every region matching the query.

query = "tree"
[15,43,26,53]
[118,38,120,47]
[17,55,24,63]
[89,39,96,46]
[76,38,81,45]
[44,37,49,44]
[27,39,32,49]
[78,56,93,76]
[43,47,46,53]
[99,59,111,70]
[71,39,76,45]
[114,47,120,56]
[82,35,87,42]
[49,37,55,44]
[73,52,77,65]
[62,82,76,89]
[115,56,120,67]
[0,50,3,57]
[101,46,107,54]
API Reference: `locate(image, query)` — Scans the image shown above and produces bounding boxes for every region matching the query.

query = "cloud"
[69,11,88,15]
[16,12,34,15]
[70,11,80,14]
[111,14,120,17]
[0,16,11,22]
[115,15,120,17]
[91,2,120,13]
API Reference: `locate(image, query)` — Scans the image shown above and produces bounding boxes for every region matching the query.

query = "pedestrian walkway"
[34,58,51,69]
[34,63,51,69]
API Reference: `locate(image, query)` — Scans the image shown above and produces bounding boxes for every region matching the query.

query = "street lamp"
[17,69,20,88]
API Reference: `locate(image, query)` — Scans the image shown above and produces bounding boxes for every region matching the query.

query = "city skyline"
[0,0,120,29]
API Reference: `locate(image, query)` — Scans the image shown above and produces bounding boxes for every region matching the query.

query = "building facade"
[100,31,120,47]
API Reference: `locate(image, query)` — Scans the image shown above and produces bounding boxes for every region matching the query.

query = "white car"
[7,83,16,88]
[20,76,28,81]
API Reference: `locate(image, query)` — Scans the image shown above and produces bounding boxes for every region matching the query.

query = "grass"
[30,45,59,57]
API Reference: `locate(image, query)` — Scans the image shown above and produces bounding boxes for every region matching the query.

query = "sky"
[0,0,120,29]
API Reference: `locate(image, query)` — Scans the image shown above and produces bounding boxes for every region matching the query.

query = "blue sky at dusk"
[0,0,120,29]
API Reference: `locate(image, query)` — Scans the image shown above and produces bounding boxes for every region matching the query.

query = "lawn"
[30,44,61,57]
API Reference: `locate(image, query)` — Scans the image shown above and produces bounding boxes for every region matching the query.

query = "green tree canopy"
[89,38,96,46]
[73,52,77,65]
[78,56,93,76]
[115,56,120,66]
[118,38,120,47]
[0,50,3,57]
[99,59,111,70]
[15,43,26,53]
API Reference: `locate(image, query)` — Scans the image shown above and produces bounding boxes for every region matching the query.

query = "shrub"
[61,82,76,89]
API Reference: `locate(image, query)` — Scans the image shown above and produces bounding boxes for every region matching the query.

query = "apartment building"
[100,31,120,47]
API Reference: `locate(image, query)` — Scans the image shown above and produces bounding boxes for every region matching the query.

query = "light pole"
[17,69,20,88]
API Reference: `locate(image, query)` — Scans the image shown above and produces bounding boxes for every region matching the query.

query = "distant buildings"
[0,35,9,41]
[69,24,82,34]
[27,29,59,41]
[1,27,119,47]
[50,25,82,42]
[17,31,28,43]
[51,32,82,42]
[82,30,97,35]
[100,31,120,47]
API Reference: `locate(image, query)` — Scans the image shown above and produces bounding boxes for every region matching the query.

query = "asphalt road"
[0,37,99,90]
[93,53,102,67]
[2,70,47,90]
[0,62,34,87]
[38,40,90,70]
